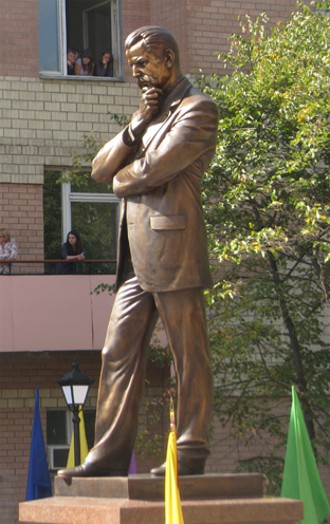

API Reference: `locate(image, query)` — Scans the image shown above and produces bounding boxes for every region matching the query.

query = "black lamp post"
[57,360,93,467]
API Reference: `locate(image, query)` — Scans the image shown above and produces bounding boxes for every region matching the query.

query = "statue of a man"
[58,25,218,479]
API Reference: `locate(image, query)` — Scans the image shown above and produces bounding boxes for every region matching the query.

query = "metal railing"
[1,259,117,275]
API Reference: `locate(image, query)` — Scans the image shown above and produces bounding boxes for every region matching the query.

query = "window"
[38,0,122,78]
[47,410,71,469]
[47,409,96,469]
[43,170,119,274]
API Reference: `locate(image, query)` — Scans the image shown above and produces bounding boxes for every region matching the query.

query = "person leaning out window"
[94,50,114,77]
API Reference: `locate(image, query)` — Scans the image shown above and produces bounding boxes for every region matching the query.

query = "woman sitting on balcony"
[0,229,18,275]
[56,230,85,274]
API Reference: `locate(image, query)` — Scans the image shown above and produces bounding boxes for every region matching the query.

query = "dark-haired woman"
[57,231,85,274]
[94,50,114,77]
[75,49,94,76]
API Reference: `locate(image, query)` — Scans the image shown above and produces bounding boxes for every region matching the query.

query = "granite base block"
[19,496,303,524]
[19,474,303,524]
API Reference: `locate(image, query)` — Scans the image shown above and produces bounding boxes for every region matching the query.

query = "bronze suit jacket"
[93,76,218,293]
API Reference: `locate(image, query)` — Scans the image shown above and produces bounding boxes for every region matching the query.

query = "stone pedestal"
[19,473,303,524]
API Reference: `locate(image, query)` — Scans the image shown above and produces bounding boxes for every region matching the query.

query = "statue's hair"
[125,26,180,66]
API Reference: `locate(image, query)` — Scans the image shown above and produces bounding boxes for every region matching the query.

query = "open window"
[43,170,119,274]
[38,0,122,78]
[47,409,96,469]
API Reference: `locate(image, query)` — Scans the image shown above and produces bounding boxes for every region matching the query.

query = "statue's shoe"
[57,463,127,479]
[150,459,204,477]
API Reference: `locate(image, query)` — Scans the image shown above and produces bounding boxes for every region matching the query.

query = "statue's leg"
[85,275,158,473]
[153,287,213,475]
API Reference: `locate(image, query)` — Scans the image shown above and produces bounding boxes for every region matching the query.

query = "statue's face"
[126,41,171,90]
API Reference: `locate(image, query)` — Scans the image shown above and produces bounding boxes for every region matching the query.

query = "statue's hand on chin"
[130,86,164,139]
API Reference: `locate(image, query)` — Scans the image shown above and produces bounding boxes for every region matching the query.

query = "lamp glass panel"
[72,384,89,405]
[62,385,73,405]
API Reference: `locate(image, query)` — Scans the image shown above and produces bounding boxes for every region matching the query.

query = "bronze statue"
[58,25,218,479]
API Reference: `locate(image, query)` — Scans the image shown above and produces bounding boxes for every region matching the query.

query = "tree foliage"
[202,1,330,491]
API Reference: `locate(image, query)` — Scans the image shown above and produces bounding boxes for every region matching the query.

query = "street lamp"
[58,360,93,467]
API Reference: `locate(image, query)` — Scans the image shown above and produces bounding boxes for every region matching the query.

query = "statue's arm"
[113,99,218,197]
[91,131,136,184]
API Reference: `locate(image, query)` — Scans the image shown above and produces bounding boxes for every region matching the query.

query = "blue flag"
[25,387,52,501]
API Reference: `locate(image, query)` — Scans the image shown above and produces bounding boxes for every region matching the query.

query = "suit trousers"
[85,275,213,473]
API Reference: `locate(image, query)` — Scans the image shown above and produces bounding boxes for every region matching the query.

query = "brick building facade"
[1,1,328,524]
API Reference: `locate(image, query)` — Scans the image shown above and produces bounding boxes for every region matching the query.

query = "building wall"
[0,76,140,261]
[185,0,298,74]
[1,183,43,261]
[0,0,299,78]
[0,0,39,77]
[147,0,298,74]
[0,276,116,351]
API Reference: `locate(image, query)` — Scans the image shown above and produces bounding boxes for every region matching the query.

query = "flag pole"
[25,386,52,501]
[165,395,184,524]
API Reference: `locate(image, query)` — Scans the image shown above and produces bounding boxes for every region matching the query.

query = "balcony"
[0,270,116,352]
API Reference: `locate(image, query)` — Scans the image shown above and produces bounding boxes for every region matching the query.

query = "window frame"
[43,169,120,274]
[46,408,96,470]
[46,409,71,470]
[61,179,120,243]
[38,0,123,79]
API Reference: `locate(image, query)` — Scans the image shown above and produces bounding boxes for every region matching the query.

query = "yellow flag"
[66,408,89,468]
[165,401,184,524]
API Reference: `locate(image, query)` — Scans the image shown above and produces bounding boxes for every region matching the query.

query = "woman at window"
[57,230,85,274]
[75,49,94,76]
[94,50,114,77]
[67,48,78,75]
[0,229,18,275]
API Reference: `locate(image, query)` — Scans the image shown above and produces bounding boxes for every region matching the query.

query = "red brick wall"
[148,0,189,72]
[185,0,298,74]
[0,0,300,78]
[0,0,39,77]
[0,183,44,261]
[124,0,299,74]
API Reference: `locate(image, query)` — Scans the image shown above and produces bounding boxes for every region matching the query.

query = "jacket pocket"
[150,215,186,230]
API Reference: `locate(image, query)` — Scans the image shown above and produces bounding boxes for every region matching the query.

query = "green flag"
[281,386,330,524]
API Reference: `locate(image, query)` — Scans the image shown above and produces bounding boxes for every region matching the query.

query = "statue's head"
[125,26,181,91]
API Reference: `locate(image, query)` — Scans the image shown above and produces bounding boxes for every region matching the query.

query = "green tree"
[203,1,330,492]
